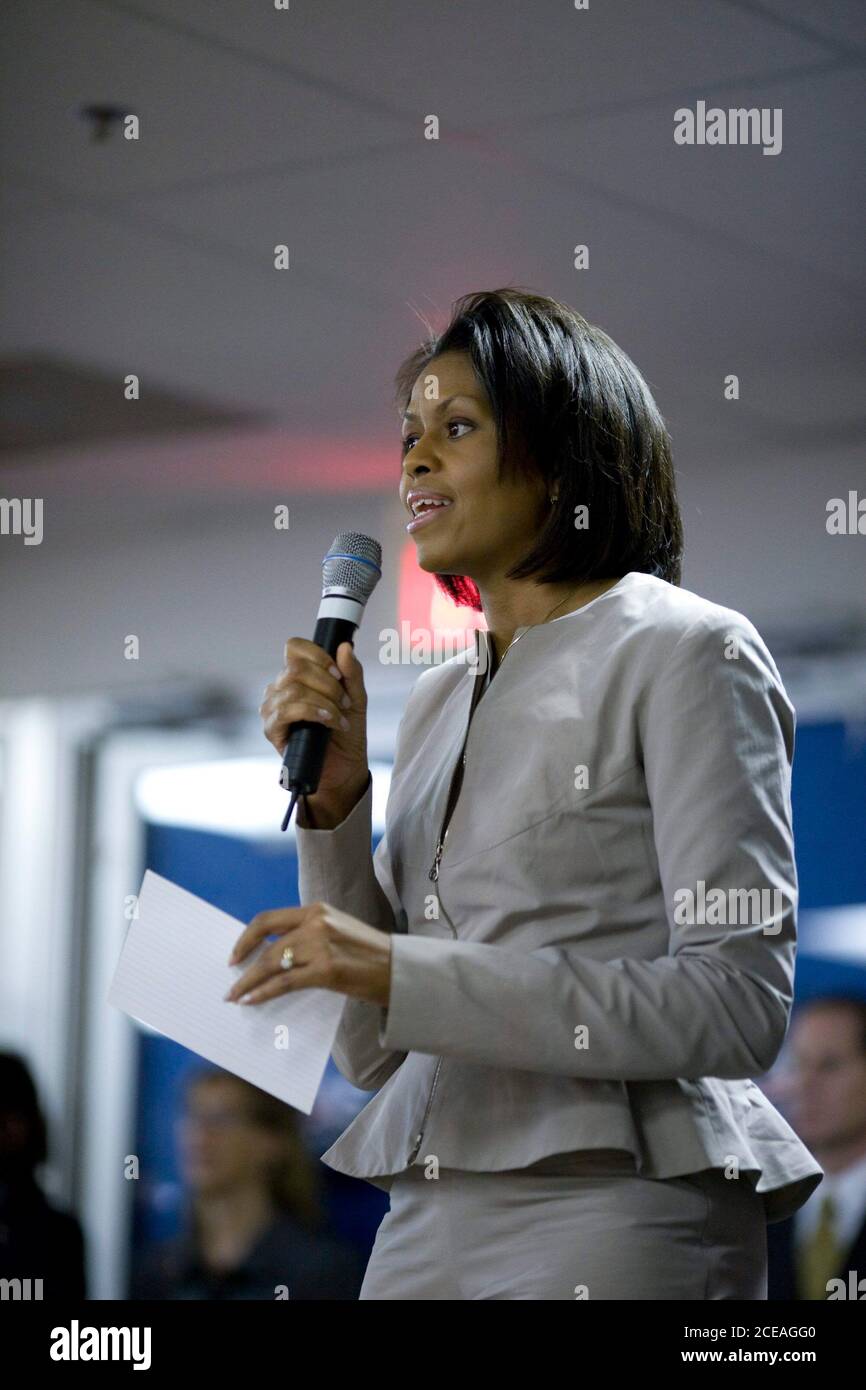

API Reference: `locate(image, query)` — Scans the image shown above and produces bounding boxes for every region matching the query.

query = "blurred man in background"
[767,997,866,1299]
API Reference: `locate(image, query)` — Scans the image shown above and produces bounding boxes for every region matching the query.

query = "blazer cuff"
[379,934,447,1051]
[295,775,373,905]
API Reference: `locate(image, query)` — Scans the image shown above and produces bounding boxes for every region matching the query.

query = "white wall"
[0,493,408,701]
[2,457,864,708]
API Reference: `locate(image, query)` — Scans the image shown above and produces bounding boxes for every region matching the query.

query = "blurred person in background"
[767,996,866,1299]
[0,1052,87,1299]
[130,1067,364,1300]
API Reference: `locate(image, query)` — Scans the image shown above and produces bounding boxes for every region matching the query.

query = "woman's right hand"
[260,638,370,817]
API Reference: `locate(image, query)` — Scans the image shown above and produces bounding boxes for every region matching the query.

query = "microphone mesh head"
[322,532,382,603]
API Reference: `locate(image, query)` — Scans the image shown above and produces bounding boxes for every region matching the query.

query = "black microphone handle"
[279,615,358,797]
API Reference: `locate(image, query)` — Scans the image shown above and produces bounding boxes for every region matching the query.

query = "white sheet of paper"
[107,870,346,1113]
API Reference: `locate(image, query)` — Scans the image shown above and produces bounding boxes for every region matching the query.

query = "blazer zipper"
[411,816,464,1163]
[410,657,487,1165]
[428,649,487,883]
[428,751,465,882]
[408,880,458,1164]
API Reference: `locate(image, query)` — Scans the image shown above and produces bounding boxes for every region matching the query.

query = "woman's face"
[399,350,548,587]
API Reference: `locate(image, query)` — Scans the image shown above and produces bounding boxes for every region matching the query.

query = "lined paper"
[107,870,346,1113]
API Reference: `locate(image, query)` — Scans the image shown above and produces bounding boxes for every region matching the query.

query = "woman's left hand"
[224,902,392,1008]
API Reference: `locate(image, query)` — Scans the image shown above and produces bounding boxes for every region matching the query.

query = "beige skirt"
[359,1151,768,1301]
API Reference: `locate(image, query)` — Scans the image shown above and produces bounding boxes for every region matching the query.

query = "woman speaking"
[228,288,823,1300]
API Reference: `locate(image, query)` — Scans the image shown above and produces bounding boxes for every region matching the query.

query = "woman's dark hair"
[394,287,683,609]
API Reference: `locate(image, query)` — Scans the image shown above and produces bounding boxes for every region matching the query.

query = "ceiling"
[0,1,863,574]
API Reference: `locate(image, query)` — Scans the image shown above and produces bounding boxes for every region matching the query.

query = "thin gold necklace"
[493,586,590,669]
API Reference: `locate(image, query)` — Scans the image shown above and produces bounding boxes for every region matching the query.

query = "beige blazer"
[296,571,823,1223]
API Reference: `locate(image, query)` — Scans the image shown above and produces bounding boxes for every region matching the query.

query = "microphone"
[279,531,382,831]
